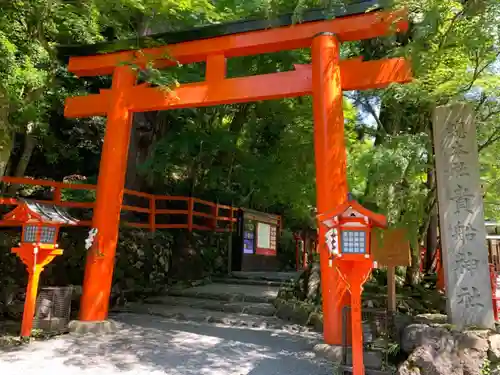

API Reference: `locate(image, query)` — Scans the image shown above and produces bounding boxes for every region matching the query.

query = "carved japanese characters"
[433,103,494,329]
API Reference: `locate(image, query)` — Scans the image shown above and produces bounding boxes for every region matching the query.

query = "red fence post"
[53,186,62,204]
[294,233,300,271]
[149,196,156,232]
[188,198,194,232]
[302,241,307,269]
[212,204,218,230]
[490,264,498,321]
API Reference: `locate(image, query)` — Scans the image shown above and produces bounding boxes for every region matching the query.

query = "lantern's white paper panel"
[341,230,367,254]
[24,225,38,242]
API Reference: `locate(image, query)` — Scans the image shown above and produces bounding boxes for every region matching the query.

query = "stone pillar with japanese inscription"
[433,103,494,329]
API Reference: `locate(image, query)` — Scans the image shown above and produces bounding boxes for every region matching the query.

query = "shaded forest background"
[0,0,499,307]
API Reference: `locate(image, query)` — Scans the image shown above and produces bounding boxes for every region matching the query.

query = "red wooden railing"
[0,176,238,232]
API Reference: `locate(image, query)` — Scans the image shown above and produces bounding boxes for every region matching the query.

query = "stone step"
[167,289,273,304]
[167,282,280,304]
[313,343,384,370]
[145,295,277,316]
[231,271,302,283]
[211,277,284,288]
[113,303,311,333]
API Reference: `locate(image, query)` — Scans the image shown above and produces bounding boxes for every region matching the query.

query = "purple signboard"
[243,220,255,254]
[243,231,255,254]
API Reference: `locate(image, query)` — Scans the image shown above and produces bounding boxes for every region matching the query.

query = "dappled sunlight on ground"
[0,313,331,375]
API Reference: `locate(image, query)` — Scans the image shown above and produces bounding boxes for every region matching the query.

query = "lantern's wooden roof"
[3,199,79,225]
[57,0,387,59]
[317,199,387,228]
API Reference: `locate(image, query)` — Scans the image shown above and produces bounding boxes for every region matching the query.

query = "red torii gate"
[63,6,411,345]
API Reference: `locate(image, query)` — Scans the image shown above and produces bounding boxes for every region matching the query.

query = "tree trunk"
[405,248,421,286]
[7,127,37,195]
[403,245,420,287]
[124,112,167,202]
[424,167,438,273]
[124,112,150,194]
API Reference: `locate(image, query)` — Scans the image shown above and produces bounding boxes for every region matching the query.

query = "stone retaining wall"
[399,314,500,375]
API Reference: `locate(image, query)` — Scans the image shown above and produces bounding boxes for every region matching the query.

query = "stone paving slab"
[168,283,280,303]
[0,313,331,375]
[145,296,277,316]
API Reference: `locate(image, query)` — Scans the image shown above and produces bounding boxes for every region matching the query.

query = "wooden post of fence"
[53,186,62,204]
[294,234,300,271]
[149,196,156,232]
[188,198,194,232]
[387,266,396,312]
[227,204,234,275]
[212,204,218,230]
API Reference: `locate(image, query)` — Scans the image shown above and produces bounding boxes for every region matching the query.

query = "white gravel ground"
[0,313,333,375]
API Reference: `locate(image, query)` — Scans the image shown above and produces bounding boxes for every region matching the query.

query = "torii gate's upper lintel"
[64,3,412,361]
[61,3,408,78]
[59,1,394,60]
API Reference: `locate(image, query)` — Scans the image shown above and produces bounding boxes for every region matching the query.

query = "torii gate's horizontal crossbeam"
[67,10,408,77]
[65,58,411,118]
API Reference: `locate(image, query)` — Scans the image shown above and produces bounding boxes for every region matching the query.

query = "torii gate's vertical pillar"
[312,32,350,344]
[80,66,136,321]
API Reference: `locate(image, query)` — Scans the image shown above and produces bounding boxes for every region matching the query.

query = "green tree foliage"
[0,0,106,182]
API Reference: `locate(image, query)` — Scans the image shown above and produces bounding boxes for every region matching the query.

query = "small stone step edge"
[230,272,300,283]
[165,288,276,304]
[211,277,284,287]
[113,304,310,334]
[144,296,277,317]
[229,276,296,283]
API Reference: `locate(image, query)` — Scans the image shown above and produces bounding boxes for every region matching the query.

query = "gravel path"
[0,313,333,375]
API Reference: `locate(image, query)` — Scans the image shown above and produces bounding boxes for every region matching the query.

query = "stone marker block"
[433,103,494,329]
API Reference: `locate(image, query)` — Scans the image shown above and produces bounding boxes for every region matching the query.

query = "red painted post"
[302,245,307,269]
[149,196,156,232]
[188,198,194,232]
[20,266,42,337]
[490,264,498,321]
[349,279,366,375]
[312,32,350,345]
[294,233,301,271]
[212,204,218,230]
[436,249,445,291]
[80,65,136,321]
[53,186,62,204]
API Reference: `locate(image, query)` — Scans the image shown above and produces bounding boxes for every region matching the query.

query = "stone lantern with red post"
[3,200,78,337]
[317,194,387,375]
